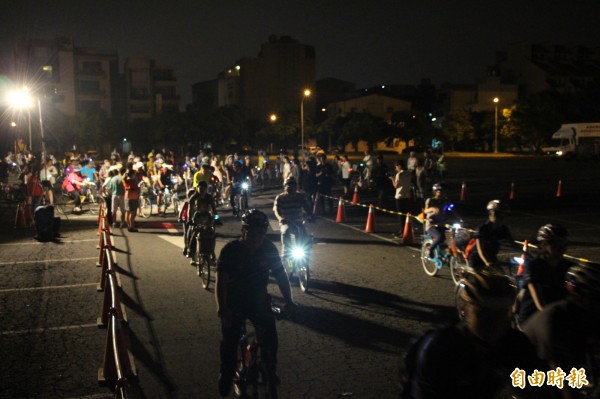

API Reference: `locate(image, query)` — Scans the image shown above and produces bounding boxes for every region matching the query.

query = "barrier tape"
[317,193,597,264]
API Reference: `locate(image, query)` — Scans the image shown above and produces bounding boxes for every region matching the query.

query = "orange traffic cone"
[15,203,27,229]
[556,180,563,197]
[352,184,360,205]
[460,181,466,202]
[517,240,528,275]
[509,182,515,200]
[312,193,322,216]
[402,213,415,245]
[365,204,376,232]
[335,197,345,223]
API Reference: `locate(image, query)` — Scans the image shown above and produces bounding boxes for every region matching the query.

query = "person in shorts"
[122,163,140,232]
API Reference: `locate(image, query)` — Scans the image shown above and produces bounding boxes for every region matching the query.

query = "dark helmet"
[284,176,297,187]
[241,209,269,230]
[486,199,510,214]
[536,223,569,247]
[457,269,515,309]
[566,262,600,306]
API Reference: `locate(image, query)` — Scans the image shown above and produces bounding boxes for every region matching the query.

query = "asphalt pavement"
[1,155,600,398]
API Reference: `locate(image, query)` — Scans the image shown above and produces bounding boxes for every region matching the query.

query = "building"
[12,37,120,118]
[124,58,180,121]
[436,74,518,114]
[192,35,316,122]
[497,42,600,96]
[326,93,411,121]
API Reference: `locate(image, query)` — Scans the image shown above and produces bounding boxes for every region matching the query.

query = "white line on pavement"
[1,323,98,335]
[0,257,97,266]
[0,282,97,293]
[0,239,98,246]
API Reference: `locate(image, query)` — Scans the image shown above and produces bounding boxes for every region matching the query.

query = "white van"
[541,123,600,159]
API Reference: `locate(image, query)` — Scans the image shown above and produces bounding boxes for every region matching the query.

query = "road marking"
[0,257,97,266]
[0,239,98,246]
[0,282,97,293]
[64,394,114,399]
[1,323,98,335]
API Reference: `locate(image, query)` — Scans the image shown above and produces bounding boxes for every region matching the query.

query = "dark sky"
[3,0,600,106]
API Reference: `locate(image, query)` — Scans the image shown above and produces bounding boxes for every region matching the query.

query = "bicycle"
[421,222,469,285]
[191,212,218,290]
[282,219,313,293]
[232,180,250,219]
[233,306,284,399]
[138,181,154,218]
[157,185,180,216]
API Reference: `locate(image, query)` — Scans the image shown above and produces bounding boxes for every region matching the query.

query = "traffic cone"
[460,181,466,202]
[509,182,515,200]
[312,193,322,216]
[15,203,27,229]
[352,184,360,205]
[517,240,528,275]
[335,197,345,223]
[365,204,376,233]
[556,180,563,197]
[402,213,415,245]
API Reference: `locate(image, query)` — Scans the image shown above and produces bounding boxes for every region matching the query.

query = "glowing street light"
[493,97,499,153]
[269,113,278,122]
[7,87,47,156]
[300,89,311,156]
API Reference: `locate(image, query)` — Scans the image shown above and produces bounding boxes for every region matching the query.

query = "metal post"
[38,98,46,158]
[27,109,32,153]
[494,104,498,153]
[300,98,305,157]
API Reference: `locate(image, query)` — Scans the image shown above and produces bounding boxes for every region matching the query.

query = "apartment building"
[13,37,119,118]
[124,58,180,121]
[193,35,316,121]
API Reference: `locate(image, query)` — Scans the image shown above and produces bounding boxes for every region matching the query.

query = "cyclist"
[193,162,213,188]
[273,177,312,260]
[187,181,219,264]
[215,209,297,397]
[156,163,181,215]
[522,261,600,399]
[228,162,249,214]
[423,183,455,259]
[466,199,516,270]
[402,269,553,399]
[518,224,573,324]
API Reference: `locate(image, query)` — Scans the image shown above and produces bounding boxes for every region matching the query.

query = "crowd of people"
[3,146,598,398]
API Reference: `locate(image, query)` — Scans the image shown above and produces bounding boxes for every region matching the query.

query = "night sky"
[2,0,600,106]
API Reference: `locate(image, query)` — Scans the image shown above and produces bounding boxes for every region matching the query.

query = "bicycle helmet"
[432,183,443,192]
[536,224,569,247]
[565,262,600,306]
[241,209,269,230]
[284,176,298,187]
[457,269,515,309]
[486,199,509,214]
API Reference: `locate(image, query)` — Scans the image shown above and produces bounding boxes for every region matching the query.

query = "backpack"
[34,205,60,241]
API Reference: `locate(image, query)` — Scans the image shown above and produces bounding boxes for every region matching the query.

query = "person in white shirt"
[39,158,58,205]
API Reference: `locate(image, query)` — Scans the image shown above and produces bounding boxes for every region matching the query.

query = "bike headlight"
[512,256,525,265]
[452,223,462,229]
[241,182,249,190]
[292,247,305,260]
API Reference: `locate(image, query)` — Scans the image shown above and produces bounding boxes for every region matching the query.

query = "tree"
[441,110,476,151]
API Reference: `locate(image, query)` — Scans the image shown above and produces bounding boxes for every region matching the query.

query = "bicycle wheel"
[172,195,180,215]
[455,282,468,321]
[450,256,468,286]
[139,197,152,218]
[252,362,277,399]
[194,251,202,276]
[298,261,310,293]
[421,239,439,276]
[200,254,211,290]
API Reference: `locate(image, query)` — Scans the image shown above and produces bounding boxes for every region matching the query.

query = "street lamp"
[493,97,499,153]
[300,89,311,157]
[269,113,278,123]
[7,88,46,156]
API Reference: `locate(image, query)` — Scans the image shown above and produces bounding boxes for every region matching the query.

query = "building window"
[130,105,151,113]
[82,61,102,74]
[130,87,149,99]
[386,106,394,113]
[78,100,101,112]
[131,71,148,85]
[78,80,101,94]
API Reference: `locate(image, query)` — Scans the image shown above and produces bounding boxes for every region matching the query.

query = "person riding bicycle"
[466,199,516,270]
[402,269,554,399]
[215,209,297,397]
[423,183,455,259]
[522,261,600,399]
[228,162,250,213]
[187,181,219,263]
[193,162,214,188]
[273,177,312,260]
[157,163,181,214]
[517,224,573,324]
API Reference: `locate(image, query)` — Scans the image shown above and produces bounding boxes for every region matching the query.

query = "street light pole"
[27,109,32,152]
[37,98,46,157]
[300,89,311,158]
[493,97,499,153]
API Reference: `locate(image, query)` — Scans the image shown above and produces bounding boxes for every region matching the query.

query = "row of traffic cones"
[458,179,564,202]
[333,195,415,244]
